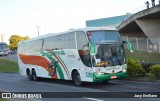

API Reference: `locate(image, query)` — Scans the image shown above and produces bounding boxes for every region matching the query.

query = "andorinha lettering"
[101,40,116,43]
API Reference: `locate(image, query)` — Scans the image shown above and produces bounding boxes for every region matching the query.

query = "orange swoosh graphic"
[19,54,58,79]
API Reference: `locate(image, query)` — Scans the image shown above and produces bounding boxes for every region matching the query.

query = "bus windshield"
[87,30,121,44]
[0,43,8,51]
[92,44,125,67]
[0,45,2,50]
[0,44,5,51]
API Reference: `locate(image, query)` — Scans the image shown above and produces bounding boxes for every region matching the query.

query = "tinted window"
[43,36,55,51]
[64,32,76,49]
[55,35,64,49]
[76,31,91,67]
[76,31,88,50]
[88,31,120,44]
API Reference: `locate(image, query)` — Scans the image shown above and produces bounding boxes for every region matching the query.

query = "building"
[86,14,131,28]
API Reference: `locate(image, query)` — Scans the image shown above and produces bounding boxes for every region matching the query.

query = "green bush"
[150,65,160,79]
[127,58,145,76]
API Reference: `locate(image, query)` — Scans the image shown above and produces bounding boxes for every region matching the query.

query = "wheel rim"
[33,74,36,80]
[27,70,32,80]
[74,72,81,85]
[32,71,37,81]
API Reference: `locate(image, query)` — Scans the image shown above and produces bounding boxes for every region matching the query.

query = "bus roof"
[0,42,7,45]
[20,27,117,43]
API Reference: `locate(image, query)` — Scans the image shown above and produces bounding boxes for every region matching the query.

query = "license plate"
[111,76,117,79]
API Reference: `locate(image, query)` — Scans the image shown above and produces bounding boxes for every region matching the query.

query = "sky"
[0,0,158,43]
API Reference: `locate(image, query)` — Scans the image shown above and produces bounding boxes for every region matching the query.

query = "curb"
[119,79,160,84]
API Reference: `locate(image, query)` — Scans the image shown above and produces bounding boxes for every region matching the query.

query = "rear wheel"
[73,71,82,86]
[32,69,39,81]
[26,69,33,80]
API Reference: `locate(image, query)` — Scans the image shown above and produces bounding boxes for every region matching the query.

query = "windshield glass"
[87,30,121,44]
[0,44,3,51]
[92,44,125,67]
[0,44,7,51]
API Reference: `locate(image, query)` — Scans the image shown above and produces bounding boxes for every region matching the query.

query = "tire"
[73,71,82,86]
[32,70,39,81]
[26,69,33,80]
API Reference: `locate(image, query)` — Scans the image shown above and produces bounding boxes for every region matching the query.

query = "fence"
[122,37,160,53]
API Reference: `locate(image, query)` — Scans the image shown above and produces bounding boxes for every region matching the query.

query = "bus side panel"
[74,55,94,82]
[18,52,52,78]
[18,53,27,75]
[62,49,94,82]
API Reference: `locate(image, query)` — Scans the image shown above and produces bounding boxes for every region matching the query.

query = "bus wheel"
[73,71,82,86]
[32,69,38,81]
[26,69,33,80]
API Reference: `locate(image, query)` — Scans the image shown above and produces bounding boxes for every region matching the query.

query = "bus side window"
[43,36,55,51]
[55,35,65,49]
[64,32,76,49]
[76,31,91,67]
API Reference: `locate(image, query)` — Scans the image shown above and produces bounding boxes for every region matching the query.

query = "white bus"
[18,27,133,86]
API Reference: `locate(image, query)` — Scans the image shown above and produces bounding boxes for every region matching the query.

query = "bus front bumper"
[0,52,5,56]
[93,72,127,82]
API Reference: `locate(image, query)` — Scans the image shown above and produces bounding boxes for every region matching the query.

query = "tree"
[22,36,29,40]
[9,35,29,50]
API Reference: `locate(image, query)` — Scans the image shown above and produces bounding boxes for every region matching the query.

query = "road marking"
[83,97,104,101]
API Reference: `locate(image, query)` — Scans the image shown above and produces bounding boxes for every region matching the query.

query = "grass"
[126,50,160,62]
[0,58,19,73]
[0,98,8,101]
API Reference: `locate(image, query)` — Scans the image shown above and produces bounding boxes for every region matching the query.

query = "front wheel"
[73,71,82,86]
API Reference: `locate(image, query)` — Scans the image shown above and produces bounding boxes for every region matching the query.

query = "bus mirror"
[90,43,96,55]
[123,40,134,52]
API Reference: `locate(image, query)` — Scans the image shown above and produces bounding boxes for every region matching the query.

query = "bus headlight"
[96,72,105,75]
[122,69,126,72]
[96,62,108,67]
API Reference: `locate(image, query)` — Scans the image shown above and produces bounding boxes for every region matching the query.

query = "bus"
[0,42,9,56]
[17,27,133,86]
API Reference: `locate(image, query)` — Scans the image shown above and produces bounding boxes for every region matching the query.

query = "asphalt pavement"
[0,73,159,101]
[0,54,17,61]
[0,54,160,101]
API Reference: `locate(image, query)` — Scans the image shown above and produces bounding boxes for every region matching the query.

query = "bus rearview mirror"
[123,40,134,52]
[90,43,96,55]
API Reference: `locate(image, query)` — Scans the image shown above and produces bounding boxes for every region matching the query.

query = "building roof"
[86,14,131,27]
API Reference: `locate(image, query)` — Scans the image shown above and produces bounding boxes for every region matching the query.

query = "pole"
[147,38,149,52]
[36,26,40,36]
[158,37,160,53]
[136,37,138,51]
[0,34,4,42]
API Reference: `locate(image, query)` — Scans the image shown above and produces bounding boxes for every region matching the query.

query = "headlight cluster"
[96,72,105,75]
[96,62,108,67]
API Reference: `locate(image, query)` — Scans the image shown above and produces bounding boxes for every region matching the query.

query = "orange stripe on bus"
[19,54,59,79]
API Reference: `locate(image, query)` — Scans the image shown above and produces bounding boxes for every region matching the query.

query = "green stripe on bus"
[53,54,69,79]
[55,63,65,79]
[57,55,70,79]
[42,52,64,79]
[93,72,127,82]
